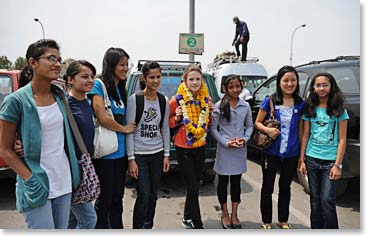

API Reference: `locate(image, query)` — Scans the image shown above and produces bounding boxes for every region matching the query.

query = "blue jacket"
[260,96,304,159]
[234,20,250,40]
[0,83,81,212]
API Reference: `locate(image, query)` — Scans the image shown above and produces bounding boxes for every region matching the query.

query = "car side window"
[325,67,360,94]
[254,76,277,103]
[298,72,310,97]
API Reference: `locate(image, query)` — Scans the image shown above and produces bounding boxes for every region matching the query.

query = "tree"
[60,58,75,78]
[13,57,27,70]
[0,56,12,69]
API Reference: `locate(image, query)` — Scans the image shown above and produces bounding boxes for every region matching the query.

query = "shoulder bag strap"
[157,92,166,129]
[135,92,145,125]
[62,96,88,154]
[96,78,113,117]
[269,95,276,119]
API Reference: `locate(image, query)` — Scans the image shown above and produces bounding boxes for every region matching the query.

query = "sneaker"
[182,219,194,229]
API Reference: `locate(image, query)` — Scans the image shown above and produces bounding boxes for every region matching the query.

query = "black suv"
[247,56,360,196]
[126,60,220,183]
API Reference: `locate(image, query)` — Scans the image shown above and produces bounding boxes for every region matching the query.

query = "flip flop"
[261,224,272,229]
[277,223,292,229]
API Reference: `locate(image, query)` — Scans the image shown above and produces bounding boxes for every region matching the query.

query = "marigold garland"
[176,82,210,147]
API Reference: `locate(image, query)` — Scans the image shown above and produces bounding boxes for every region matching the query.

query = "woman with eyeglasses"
[0,39,81,229]
[299,73,348,229]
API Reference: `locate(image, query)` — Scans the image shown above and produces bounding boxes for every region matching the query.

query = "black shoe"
[194,225,204,229]
[232,223,242,229]
[221,217,232,229]
[182,219,194,229]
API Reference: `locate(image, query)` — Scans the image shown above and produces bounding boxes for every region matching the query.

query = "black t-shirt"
[67,94,94,158]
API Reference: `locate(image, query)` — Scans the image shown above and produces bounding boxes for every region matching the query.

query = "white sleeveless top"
[37,102,71,199]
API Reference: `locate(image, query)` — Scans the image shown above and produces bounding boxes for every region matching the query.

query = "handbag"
[63,96,101,204]
[250,96,281,150]
[93,78,118,158]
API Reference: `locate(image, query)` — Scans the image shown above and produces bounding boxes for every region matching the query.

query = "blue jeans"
[23,193,71,229]
[68,202,97,229]
[306,156,338,229]
[133,151,164,229]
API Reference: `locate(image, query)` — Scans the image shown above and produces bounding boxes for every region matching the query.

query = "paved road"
[0,158,360,230]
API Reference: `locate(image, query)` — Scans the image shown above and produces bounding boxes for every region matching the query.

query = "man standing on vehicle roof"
[232,16,250,62]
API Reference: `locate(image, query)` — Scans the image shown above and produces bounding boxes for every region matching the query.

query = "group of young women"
[0,39,348,230]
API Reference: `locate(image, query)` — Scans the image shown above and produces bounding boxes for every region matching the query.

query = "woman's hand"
[227,139,242,148]
[123,123,137,134]
[329,166,342,180]
[163,156,170,172]
[298,161,307,176]
[128,159,138,179]
[13,140,24,158]
[236,138,245,147]
[175,106,183,117]
[266,127,280,139]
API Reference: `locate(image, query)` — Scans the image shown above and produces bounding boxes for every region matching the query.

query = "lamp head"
[34,18,39,22]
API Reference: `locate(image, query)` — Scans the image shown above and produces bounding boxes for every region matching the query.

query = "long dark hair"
[101,47,129,106]
[219,75,243,123]
[272,65,302,105]
[304,72,345,118]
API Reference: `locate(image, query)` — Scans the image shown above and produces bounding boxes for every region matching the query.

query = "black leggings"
[217,174,242,204]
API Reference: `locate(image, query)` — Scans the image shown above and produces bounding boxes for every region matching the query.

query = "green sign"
[179,33,204,55]
[186,37,197,47]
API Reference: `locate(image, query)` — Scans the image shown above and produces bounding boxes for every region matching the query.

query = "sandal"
[261,224,272,229]
[221,216,232,229]
[277,223,292,229]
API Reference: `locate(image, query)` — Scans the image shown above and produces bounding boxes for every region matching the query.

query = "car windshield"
[0,75,13,105]
[133,74,213,100]
[133,74,182,99]
[221,75,267,94]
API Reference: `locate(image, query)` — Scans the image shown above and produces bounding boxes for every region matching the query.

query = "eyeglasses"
[314,83,330,89]
[36,55,64,65]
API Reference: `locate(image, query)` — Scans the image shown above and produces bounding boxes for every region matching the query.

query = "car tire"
[297,171,349,198]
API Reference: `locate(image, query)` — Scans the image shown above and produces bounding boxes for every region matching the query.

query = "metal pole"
[34,18,45,39]
[189,0,195,63]
[290,24,306,65]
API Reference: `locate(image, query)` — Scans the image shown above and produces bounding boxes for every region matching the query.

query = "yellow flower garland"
[176,82,210,147]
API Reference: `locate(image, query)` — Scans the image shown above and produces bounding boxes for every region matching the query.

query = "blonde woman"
[169,65,212,229]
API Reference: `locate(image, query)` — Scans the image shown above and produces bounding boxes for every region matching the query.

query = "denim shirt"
[260,96,305,159]
[0,83,81,212]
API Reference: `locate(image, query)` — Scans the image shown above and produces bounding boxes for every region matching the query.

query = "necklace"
[176,82,210,147]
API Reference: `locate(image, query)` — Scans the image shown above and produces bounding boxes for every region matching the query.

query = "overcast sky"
[0,0,361,76]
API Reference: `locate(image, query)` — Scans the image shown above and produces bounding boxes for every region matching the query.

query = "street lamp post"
[189,0,195,63]
[34,18,45,39]
[290,24,306,65]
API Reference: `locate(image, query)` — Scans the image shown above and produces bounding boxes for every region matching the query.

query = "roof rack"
[136,60,201,72]
[296,56,360,67]
[207,51,259,72]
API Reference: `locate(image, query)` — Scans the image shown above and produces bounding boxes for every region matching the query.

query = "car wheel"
[297,171,349,198]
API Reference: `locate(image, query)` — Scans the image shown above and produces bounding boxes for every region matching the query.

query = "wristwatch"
[334,163,343,169]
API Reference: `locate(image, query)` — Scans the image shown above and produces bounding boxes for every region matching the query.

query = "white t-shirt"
[37,102,71,199]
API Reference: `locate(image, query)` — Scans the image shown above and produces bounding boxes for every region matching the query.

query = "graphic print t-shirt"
[303,107,349,160]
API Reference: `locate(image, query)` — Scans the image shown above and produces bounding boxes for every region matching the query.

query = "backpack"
[135,91,166,129]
